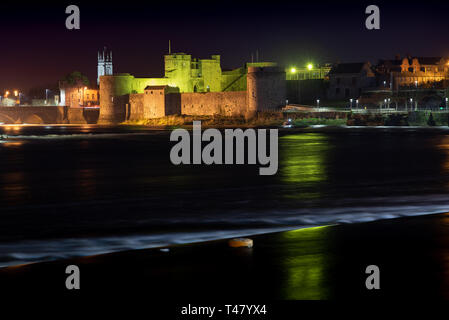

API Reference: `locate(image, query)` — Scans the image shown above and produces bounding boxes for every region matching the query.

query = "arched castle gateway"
[98,53,286,123]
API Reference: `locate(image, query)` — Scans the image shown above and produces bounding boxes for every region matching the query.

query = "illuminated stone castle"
[98,53,286,123]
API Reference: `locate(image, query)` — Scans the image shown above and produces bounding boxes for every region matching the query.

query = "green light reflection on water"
[280,225,331,300]
[279,133,330,200]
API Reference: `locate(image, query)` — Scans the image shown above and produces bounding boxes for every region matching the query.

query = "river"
[1,124,449,267]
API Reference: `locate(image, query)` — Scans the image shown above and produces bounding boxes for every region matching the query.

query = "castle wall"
[181,91,247,117]
[143,89,166,119]
[127,94,145,121]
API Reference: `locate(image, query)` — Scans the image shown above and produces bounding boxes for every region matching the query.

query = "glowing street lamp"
[290,67,297,74]
[45,89,50,104]
[316,99,320,109]
[307,63,313,71]
[356,99,359,109]
[446,97,448,111]
[350,98,353,110]
[14,90,18,97]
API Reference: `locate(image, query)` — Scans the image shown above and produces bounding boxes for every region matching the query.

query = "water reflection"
[279,226,331,299]
[279,133,330,200]
[437,136,449,174]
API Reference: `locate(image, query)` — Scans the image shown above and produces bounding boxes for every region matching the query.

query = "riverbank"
[1,212,448,299]
[121,111,449,128]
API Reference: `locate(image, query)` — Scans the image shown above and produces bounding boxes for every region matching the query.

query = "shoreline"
[1,212,448,299]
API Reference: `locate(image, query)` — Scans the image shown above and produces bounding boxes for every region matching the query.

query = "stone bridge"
[0,106,99,124]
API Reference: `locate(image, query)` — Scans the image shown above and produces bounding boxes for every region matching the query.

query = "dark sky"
[1,1,449,92]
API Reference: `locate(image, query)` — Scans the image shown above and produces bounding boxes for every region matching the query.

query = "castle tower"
[97,47,113,85]
[246,66,286,119]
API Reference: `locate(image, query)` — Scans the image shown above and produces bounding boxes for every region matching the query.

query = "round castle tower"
[246,66,286,119]
[99,74,134,123]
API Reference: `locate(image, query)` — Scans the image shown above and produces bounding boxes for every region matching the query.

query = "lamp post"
[356,99,359,110]
[316,99,320,110]
[350,98,353,110]
[45,89,49,105]
[410,98,413,111]
[446,97,448,111]
[290,67,297,80]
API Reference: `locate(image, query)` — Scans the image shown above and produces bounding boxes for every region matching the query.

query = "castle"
[98,53,286,123]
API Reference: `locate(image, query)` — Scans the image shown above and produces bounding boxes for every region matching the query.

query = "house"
[327,62,376,100]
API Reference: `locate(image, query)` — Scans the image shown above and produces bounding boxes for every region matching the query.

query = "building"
[99,53,286,123]
[97,48,113,85]
[327,62,376,100]
[377,56,449,90]
[96,52,276,96]
[60,82,99,108]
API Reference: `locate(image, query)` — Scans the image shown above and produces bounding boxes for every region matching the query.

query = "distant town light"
[307,64,313,70]
[14,90,18,97]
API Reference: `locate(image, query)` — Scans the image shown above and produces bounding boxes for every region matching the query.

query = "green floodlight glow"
[290,67,297,74]
[307,64,313,70]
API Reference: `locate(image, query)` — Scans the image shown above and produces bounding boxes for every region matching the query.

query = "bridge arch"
[0,113,16,124]
[23,114,44,124]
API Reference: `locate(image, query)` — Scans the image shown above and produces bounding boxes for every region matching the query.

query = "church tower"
[97,47,113,85]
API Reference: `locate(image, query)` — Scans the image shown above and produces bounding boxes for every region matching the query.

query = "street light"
[45,89,49,104]
[290,67,297,74]
[446,97,448,111]
[415,80,418,88]
[316,99,320,109]
[356,99,359,109]
[307,63,313,71]
[350,98,353,110]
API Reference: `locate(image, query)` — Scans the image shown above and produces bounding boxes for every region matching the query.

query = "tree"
[61,71,90,86]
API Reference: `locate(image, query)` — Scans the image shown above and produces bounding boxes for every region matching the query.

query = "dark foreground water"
[2,124,449,267]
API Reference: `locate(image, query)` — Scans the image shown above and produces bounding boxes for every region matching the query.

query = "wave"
[0,196,447,268]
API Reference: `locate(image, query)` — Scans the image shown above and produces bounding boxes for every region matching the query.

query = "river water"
[1,124,449,267]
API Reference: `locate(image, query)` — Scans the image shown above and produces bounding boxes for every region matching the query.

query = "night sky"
[1,1,449,92]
